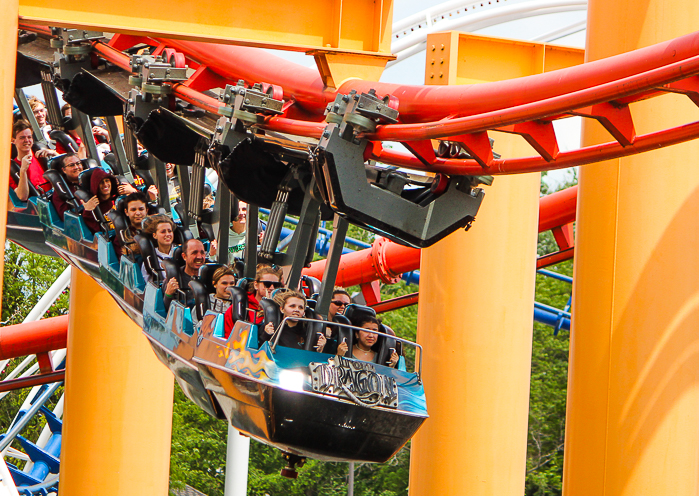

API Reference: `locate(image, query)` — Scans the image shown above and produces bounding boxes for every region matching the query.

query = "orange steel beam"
[303,186,578,287]
[0,315,69,359]
[17,0,395,58]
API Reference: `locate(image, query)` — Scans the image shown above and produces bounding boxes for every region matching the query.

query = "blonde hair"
[273,290,306,310]
[142,214,176,237]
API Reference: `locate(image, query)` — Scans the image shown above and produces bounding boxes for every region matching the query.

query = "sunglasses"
[331,300,348,307]
[258,280,283,289]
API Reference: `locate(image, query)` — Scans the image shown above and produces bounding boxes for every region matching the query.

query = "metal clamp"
[218,80,284,122]
[324,89,398,136]
[129,54,188,96]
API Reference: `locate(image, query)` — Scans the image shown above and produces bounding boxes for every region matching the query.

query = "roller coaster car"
[152,290,429,464]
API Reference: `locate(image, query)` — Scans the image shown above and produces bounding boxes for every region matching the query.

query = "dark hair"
[355,315,379,329]
[212,266,237,287]
[122,191,148,212]
[12,120,31,139]
[53,152,80,172]
[60,103,71,117]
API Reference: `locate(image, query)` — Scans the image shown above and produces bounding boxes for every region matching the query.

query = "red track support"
[0,315,69,360]
[0,370,65,393]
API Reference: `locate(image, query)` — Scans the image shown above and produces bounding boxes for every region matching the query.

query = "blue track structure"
[0,380,63,495]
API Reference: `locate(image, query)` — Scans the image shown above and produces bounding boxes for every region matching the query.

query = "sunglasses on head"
[258,280,283,289]
[331,300,348,307]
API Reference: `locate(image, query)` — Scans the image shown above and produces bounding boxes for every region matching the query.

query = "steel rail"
[367,52,699,141]
[150,29,699,123]
[369,119,699,175]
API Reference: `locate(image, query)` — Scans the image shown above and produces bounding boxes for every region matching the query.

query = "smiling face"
[32,104,47,127]
[125,200,147,229]
[214,274,236,299]
[153,222,173,251]
[182,240,206,276]
[98,177,112,199]
[356,322,379,349]
[61,155,82,183]
[231,202,247,234]
[329,293,351,319]
[13,127,33,156]
[253,273,282,301]
[282,297,305,320]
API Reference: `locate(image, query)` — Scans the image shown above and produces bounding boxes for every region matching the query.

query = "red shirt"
[11,155,49,193]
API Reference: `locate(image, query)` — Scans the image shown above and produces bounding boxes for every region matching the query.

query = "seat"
[171,246,184,268]
[306,299,317,310]
[225,286,249,321]
[162,259,185,308]
[10,159,40,198]
[303,306,325,352]
[375,323,399,366]
[333,314,354,357]
[174,226,194,246]
[43,169,79,213]
[82,157,100,170]
[108,203,130,246]
[136,234,162,285]
[300,275,321,297]
[49,129,79,154]
[189,279,209,323]
[343,304,376,326]
[258,297,280,347]
[199,263,224,294]
[232,259,245,278]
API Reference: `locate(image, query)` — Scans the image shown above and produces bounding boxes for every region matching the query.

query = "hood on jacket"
[89,167,118,199]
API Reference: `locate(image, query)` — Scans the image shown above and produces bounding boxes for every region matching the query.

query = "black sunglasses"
[258,280,283,289]
[331,300,348,307]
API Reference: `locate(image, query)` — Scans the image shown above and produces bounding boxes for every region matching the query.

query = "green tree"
[0,243,68,467]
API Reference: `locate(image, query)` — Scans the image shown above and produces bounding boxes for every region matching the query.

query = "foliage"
[525,261,573,496]
[169,384,228,494]
[2,242,69,324]
[0,243,68,468]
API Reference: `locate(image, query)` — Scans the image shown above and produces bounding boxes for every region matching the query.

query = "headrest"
[82,158,99,170]
[232,259,245,278]
[343,304,376,327]
[259,297,280,333]
[135,234,160,284]
[189,280,209,322]
[225,286,248,323]
[300,275,321,297]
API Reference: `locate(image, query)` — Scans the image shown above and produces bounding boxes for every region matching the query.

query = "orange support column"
[59,270,174,495]
[563,3,699,496]
[0,3,18,305]
[409,33,582,496]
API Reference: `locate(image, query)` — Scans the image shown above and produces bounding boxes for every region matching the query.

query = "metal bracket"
[50,28,102,82]
[218,80,284,122]
[130,54,188,96]
[315,89,485,248]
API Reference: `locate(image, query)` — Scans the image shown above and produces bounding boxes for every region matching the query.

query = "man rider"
[163,238,206,309]
[10,120,57,201]
[50,153,82,220]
